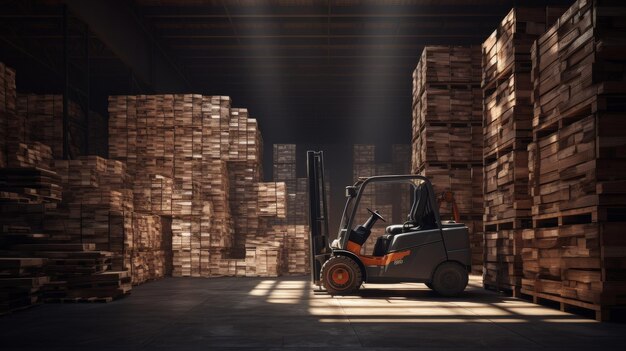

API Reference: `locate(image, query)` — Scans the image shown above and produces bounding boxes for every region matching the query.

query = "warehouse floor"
[2,275,625,350]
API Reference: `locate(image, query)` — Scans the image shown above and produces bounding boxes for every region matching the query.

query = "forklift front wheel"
[321,256,362,295]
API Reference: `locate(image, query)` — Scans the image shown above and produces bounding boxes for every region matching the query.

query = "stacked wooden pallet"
[108,94,284,277]
[481,7,565,292]
[412,46,484,273]
[246,246,282,278]
[522,0,626,321]
[130,213,165,285]
[257,182,286,218]
[6,142,53,170]
[1,240,131,303]
[50,156,163,284]
[271,144,310,275]
[0,258,47,314]
[134,174,173,216]
[0,62,16,168]
[16,94,85,159]
[0,167,62,204]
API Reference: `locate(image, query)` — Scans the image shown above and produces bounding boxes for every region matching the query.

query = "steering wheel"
[367,208,386,222]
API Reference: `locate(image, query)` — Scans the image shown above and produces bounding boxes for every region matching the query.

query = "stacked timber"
[130,213,165,285]
[11,243,129,302]
[0,167,62,204]
[523,0,626,321]
[108,94,285,277]
[50,156,165,284]
[0,224,131,304]
[271,144,310,275]
[16,94,85,159]
[0,258,47,314]
[257,182,286,218]
[412,46,484,273]
[0,62,16,168]
[0,63,133,309]
[481,7,565,292]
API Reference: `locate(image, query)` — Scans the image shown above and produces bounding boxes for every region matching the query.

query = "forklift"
[307,151,470,296]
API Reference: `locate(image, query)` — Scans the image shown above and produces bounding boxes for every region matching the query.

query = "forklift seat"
[373,183,436,256]
[385,184,426,236]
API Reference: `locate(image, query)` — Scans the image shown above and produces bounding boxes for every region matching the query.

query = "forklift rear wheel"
[321,256,362,295]
[431,262,468,297]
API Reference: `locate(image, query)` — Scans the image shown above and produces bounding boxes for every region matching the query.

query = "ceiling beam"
[65,0,190,93]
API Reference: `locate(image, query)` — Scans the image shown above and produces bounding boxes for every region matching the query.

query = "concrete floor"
[2,275,626,350]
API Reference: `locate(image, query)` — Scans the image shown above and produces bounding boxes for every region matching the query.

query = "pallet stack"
[0,203,132,305]
[108,94,287,277]
[257,182,286,218]
[50,156,167,285]
[411,46,484,273]
[0,62,133,311]
[0,62,16,168]
[271,144,310,275]
[522,0,626,321]
[481,7,565,292]
[0,258,47,314]
[14,243,130,302]
[16,94,85,159]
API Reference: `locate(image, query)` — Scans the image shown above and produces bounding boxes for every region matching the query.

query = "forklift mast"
[307,151,330,284]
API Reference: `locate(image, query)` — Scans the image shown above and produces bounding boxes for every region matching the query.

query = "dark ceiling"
[0,0,575,229]
[0,0,574,146]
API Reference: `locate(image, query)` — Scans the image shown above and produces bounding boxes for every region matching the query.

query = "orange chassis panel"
[346,241,410,266]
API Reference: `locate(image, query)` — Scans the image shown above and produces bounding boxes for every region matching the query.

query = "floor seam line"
[448,300,543,347]
[336,297,365,348]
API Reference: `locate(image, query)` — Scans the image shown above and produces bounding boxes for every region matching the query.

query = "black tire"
[431,262,468,297]
[321,256,362,295]
[425,283,434,290]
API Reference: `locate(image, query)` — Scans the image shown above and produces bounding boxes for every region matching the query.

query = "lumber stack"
[412,46,484,273]
[0,167,62,204]
[481,7,565,292]
[0,184,132,305]
[0,258,47,314]
[0,63,134,310]
[16,94,85,159]
[50,156,166,284]
[14,243,130,302]
[271,144,310,275]
[0,226,131,303]
[130,213,165,285]
[522,0,626,321]
[108,94,286,277]
[0,62,16,168]
[257,182,286,218]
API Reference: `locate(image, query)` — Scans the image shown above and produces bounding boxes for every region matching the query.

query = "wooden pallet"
[520,288,625,322]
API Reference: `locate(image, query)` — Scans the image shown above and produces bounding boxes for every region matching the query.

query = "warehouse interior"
[1,0,626,349]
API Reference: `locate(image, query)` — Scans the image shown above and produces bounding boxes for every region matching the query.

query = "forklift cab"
[308,151,470,296]
[333,177,441,256]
